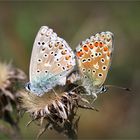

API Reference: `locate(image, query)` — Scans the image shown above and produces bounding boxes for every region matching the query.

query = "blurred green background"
[0,1,140,139]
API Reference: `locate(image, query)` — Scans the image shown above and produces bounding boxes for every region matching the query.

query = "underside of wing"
[29,26,76,88]
[76,31,114,88]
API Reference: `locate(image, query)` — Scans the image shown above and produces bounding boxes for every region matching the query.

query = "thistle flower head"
[20,85,95,139]
[0,61,27,129]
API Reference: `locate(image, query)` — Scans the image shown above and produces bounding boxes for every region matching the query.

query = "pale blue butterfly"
[25,26,75,96]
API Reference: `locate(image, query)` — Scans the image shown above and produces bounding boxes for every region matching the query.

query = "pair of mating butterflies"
[25,26,114,99]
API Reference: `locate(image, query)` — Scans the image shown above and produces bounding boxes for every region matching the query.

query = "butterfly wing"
[28,26,75,95]
[76,31,114,94]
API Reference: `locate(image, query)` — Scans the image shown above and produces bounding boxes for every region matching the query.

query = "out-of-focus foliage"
[0,1,140,139]
[0,62,26,139]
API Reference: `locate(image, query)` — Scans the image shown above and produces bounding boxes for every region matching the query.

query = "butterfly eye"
[37,70,40,73]
[101,86,107,92]
[26,83,31,91]
[45,70,48,73]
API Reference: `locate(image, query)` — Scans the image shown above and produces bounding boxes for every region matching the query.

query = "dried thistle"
[0,61,26,130]
[19,85,95,139]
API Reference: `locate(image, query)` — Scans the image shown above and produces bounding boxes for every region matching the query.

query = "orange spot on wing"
[83,61,92,68]
[83,45,89,52]
[76,51,84,58]
[107,52,110,57]
[94,41,99,47]
[65,55,71,60]
[61,50,67,55]
[104,46,108,51]
[89,43,94,49]
[59,45,63,49]
[67,65,72,69]
[99,42,103,48]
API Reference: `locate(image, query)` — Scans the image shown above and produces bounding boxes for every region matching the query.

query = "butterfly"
[75,31,114,100]
[25,26,76,96]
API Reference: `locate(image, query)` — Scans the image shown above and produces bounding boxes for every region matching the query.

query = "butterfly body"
[26,26,75,96]
[76,31,114,99]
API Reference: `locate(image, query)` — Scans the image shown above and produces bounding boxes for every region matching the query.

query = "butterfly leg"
[91,92,97,102]
[52,88,59,97]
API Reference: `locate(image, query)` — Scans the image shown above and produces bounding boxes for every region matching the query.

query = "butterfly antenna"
[105,85,132,92]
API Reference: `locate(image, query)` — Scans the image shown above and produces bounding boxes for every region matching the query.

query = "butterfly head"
[25,82,31,92]
[25,82,46,96]
[99,85,107,94]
